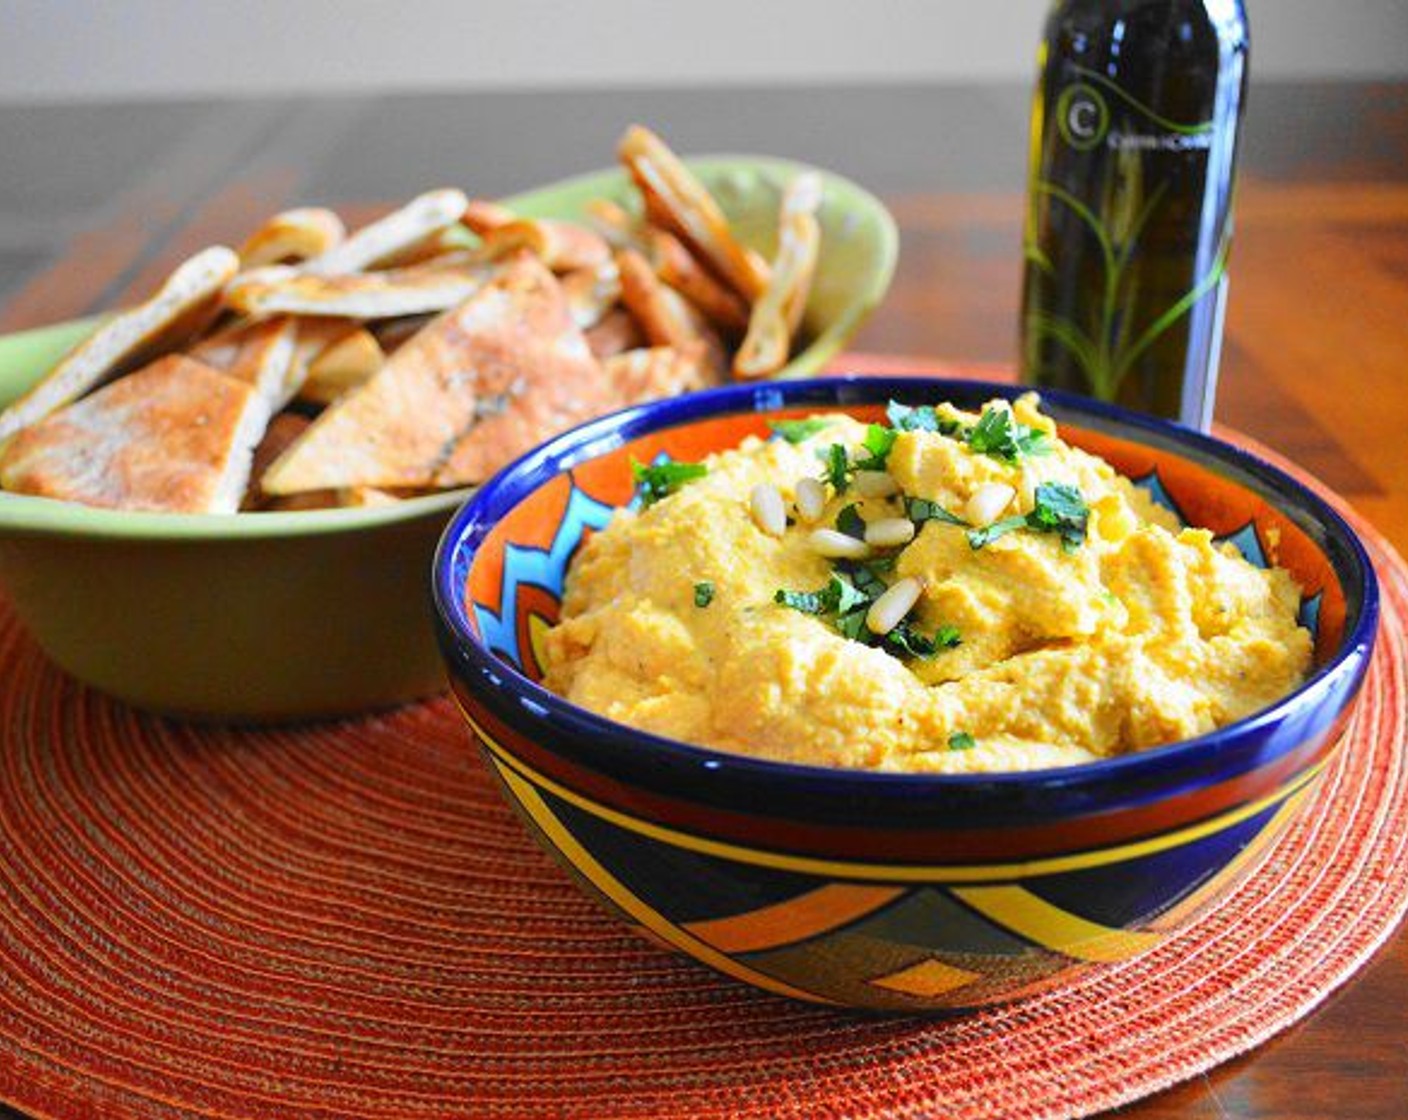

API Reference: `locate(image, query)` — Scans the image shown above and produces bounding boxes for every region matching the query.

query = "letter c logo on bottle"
[1057,83,1109,150]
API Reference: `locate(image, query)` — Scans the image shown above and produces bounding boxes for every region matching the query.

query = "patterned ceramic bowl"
[432,376,1379,1012]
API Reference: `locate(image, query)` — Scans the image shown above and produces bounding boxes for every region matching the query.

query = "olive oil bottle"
[1019,0,1249,430]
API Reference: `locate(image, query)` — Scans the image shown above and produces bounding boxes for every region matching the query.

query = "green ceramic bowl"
[0,157,897,721]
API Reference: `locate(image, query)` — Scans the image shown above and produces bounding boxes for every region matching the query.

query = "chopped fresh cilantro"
[966,482,1088,552]
[854,423,898,471]
[818,443,851,493]
[964,406,1051,466]
[834,607,870,641]
[965,514,1029,549]
[887,400,958,435]
[906,497,968,526]
[883,620,961,659]
[777,563,959,662]
[842,560,889,600]
[1027,481,1089,551]
[774,573,868,618]
[693,582,715,608]
[769,417,831,444]
[835,503,866,540]
[948,731,977,751]
[631,457,707,507]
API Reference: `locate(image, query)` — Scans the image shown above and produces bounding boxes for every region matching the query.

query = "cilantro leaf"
[948,731,977,751]
[774,573,867,617]
[854,423,898,471]
[631,457,707,507]
[818,443,851,493]
[693,582,715,608]
[965,514,1029,549]
[835,503,866,540]
[964,406,1051,466]
[887,401,958,435]
[769,418,831,444]
[966,482,1088,551]
[1027,481,1089,551]
[906,497,968,526]
[834,607,870,641]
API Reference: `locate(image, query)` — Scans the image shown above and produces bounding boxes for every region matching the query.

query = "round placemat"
[1,433,1405,1120]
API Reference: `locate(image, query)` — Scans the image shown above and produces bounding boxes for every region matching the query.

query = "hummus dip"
[542,396,1312,773]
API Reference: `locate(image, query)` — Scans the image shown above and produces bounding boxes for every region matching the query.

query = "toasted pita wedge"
[244,410,312,508]
[646,228,749,334]
[616,248,716,352]
[262,255,613,494]
[238,207,346,268]
[461,199,517,237]
[560,260,622,329]
[298,328,385,406]
[0,355,267,513]
[370,314,434,353]
[734,173,823,380]
[224,259,489,319]
[189,316,304,416]
[303,188,468,275]
[0,246,238,446]
[585,307,646,360]
[477,218,612,273]
[583,198,643,249]
[376,223,478,268]
[605,346,714,402]
[618,125,769,303]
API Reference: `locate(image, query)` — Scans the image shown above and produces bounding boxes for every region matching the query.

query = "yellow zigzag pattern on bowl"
[469,707,1324,1001]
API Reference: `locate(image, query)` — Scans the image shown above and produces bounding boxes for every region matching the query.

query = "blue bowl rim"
[432,375,1380,807]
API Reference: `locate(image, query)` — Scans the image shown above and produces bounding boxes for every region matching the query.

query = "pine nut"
[965,482,1016,527]
[866,577,924,635]
[808,528,871,559]
[750,483,787,537]
[794,476,827,523]
[1017,468,1037,512]
[853,470,900,498]
[864,517,917,548]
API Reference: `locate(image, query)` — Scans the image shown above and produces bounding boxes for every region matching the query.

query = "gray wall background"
[0,0,1405,103]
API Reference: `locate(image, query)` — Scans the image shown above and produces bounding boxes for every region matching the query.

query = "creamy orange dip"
[542,395,1311,773]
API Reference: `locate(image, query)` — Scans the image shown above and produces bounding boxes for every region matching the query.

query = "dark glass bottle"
[1019,0,1249,430]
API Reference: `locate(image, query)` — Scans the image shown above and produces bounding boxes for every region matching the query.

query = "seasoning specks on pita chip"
[261,255,613,494]
[0,355,267,514]
[0,245,238,446]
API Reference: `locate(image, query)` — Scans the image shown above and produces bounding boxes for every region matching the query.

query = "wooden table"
[0,80,1404,1119]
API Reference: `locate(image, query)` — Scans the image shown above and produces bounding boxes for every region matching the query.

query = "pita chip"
[585,307,646,360]
[224,259,489,319]
[618,124,769,302]
[190,315,305,416]
[477,218,612,273]
[0,245,238,445]
[303,188,469,275]
[0,355,268,514]
[604,346,714,403]
[238,207,346,268]
[261,254,613,494]
[734,173,822,380]
[298,327,385,406]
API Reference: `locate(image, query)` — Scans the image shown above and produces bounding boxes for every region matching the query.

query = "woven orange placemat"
[1,377,1406,1120]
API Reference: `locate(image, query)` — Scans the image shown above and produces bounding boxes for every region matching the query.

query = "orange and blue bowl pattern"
[432,377,1379,1012]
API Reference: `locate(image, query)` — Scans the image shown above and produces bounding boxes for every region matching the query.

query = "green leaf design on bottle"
[1024,166,1229,403]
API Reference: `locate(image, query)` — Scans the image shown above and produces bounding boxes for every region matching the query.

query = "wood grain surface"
[0,80,1403,1119]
